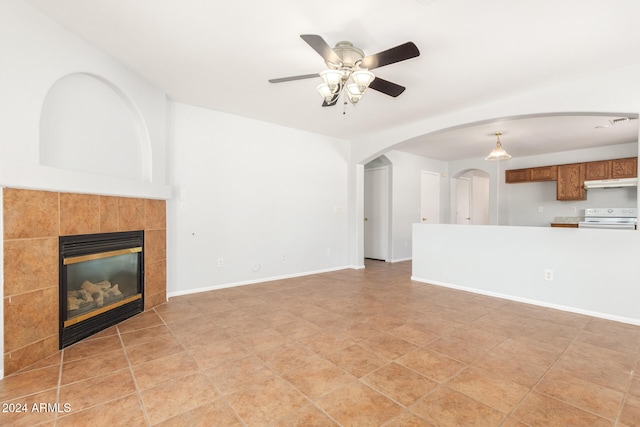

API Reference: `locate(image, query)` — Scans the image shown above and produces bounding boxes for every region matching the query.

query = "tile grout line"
[498,316,615,425]
[613,357,637,426]
[52,349,65,427]
[227,329,332,426]
[116,324,152,426]
[154,306,248,426]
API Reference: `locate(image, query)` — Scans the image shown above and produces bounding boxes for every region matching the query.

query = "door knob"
[364,217,368,221]
[422,218,427,221]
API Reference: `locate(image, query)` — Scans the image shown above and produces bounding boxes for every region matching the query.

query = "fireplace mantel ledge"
[0,161,172,200]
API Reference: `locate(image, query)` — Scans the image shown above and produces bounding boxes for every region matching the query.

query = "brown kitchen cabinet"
[585,160,610,180]
[611,157,638,178]
[585,157,637,180]
[505,165,557,183]
[556,163,585,200]
[530,165,557,181]
[505,157,636,201]
[505,168,530,183]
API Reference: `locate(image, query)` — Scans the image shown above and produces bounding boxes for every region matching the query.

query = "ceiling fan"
[268,34,420,107]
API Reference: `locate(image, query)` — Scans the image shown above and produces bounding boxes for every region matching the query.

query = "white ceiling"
[26,0,640,160]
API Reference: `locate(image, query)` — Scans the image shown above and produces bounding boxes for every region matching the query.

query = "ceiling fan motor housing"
[329,41,365,72]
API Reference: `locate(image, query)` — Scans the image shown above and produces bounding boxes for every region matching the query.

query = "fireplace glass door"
[59,231,144,348]
[65,248,141,320]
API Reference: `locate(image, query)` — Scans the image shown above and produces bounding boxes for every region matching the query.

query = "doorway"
[452,169,490,225]
[364,165,389,261]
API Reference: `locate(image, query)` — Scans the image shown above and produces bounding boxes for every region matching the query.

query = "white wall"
[167,102,350,296]
[504,143,638,226]
[412,224,640,325]
[383,150,448,261]
[0,0,169,199]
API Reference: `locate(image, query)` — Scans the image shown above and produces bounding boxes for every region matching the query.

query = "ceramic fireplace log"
[81,281,105,306]
[67,295,82,311]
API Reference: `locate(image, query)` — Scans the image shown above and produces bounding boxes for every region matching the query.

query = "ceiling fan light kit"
[351,70,376,93]
[269,34,419,108]
[319,69,344,92]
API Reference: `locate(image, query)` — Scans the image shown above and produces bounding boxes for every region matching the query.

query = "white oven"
[578,208,637,230]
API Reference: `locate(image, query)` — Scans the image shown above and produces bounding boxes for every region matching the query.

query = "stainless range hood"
[583,177,638,189]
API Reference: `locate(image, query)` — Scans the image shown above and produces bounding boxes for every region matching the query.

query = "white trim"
[411,276,640,327]
[390,257,412,263]
[167,265,351,298]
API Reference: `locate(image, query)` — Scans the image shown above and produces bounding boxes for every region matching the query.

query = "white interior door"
[420,171,440,224]
[364,167,388,260]
[471,175,490,225]
[456,177,471,224]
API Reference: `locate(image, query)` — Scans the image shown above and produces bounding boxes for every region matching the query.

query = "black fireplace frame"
[59,230,144,349]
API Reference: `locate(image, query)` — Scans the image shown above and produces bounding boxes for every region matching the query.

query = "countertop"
[550,216,583,227]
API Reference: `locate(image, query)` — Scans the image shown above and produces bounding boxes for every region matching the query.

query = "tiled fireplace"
[3,188,166,375]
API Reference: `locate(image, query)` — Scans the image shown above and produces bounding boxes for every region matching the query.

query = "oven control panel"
[584,208,637,218]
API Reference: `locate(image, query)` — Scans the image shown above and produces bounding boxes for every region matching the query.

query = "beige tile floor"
[2,260,640,426]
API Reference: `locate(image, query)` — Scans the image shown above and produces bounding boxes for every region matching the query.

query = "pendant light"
[485,131,512,161]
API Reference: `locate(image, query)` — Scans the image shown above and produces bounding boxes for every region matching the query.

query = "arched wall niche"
[39,72,152,182]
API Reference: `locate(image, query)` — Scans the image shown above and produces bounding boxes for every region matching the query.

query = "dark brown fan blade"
[368,77,406,97]
[322,96,340,107]
[300,34,342,66]
[268,73,319,83]
[360,42,419,70]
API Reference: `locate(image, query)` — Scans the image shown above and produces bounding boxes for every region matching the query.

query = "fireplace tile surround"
[3,188,166,375]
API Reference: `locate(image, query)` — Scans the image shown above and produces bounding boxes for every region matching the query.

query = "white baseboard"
[411,276,640,327]
[168,265,351,298]
[390,257,412,263]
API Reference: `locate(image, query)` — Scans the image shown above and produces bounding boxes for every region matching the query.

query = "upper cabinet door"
[585,160,610,180]
[611,157,638,178]
[557,163,586,201]
[530,165,557,181]
[505,168,530,183]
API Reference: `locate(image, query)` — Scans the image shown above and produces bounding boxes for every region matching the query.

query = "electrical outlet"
[544,269,553,281]
[571,206,577,213]
[218,258,224,267]
[538,206,544,213]
[327,248,332,256]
